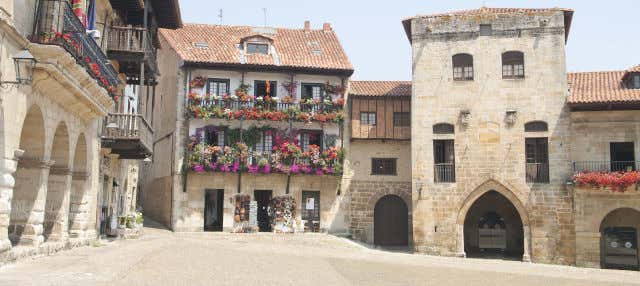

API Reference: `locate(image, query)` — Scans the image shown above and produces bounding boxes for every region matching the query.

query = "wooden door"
[374,195,408,246]
[254,190,272,232]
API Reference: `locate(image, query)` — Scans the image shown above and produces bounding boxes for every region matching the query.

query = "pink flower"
[290,164,300,174]
[262,165,271,174]
[232,161,240,173]
[315,168,324,176]
[193,165,205,173]
[248,165,259,173]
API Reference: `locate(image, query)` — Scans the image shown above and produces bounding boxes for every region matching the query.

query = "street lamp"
[1,49,37,87]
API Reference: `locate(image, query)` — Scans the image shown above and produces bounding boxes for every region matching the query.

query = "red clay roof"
[159,24,353,74]
[402,7,574,43]
[350,81,412,97]
[568,70,640,105]
[628,65,640,73]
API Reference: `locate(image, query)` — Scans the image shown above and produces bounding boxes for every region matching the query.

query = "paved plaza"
[0,221,638,286]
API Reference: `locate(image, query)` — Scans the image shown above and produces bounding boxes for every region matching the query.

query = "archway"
[600,208,640,271]
[43,122,70,242]
[463,190,524,260]
[68,133,89,239]
[374,195,408,246]
[10,105,46,246]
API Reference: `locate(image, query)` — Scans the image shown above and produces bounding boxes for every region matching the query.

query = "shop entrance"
[204,189,224,231]
[600,208,640,270]
[254,190,272,232]
[463,190,524,260]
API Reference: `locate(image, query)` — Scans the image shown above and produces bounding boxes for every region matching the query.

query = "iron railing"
[526,162,550,183]
[572,161,638,173]
[434,163,455,183]
[32,0,120,92]
[195,99,341,114]
[102,113,153,151]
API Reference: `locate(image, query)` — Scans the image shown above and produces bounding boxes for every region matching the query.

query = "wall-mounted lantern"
[459,109,471,126]
[1,49,37,87]
[505,109,517,125]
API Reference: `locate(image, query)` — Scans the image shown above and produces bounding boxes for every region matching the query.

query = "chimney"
[322,22,332,32]
[304,20,310,32]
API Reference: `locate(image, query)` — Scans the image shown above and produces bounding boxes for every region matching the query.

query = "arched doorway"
[374,195,408,246]
[600,208,640,271]
[68,133,89,239]
[43,122,70,242]
[10,105,46,246]
[463,190,524,259]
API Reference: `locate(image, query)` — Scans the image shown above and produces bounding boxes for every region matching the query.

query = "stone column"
[68,172,90,241]
[523,225,532,262]
[0,156,18,253]
[44,167,72,242]
[455,224,466,257]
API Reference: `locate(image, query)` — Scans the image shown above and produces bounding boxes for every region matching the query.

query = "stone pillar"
[0,156,18,253]
[43,167,72,242]
[68,172,90,241]
[10,159,53,247]
[455,223,466,257]
[523,225,531,262]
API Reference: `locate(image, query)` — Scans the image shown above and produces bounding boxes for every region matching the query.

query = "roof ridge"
[403,6,573,21]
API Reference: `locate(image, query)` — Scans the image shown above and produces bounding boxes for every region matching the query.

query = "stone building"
[142,21,353,233]
[0,0,180,263]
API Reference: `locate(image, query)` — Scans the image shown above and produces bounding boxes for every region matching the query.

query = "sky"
[179,0,640,80]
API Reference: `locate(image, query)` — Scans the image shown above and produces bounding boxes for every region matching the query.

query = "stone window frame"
[502,51,525,79]
[524,121,548,133]
[452,53,474,81]
[433,123,455,135]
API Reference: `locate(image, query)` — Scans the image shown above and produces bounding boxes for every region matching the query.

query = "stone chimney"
[323,22,332,32]
[304,20,310,32]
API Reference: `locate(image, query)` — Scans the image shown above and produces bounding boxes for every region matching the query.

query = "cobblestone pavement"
[1,223,640,286]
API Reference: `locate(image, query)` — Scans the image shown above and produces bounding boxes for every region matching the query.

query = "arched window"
[433,123,455,134]
[502,51,524,79]
[452,54,474,81]
[524,121,548,132]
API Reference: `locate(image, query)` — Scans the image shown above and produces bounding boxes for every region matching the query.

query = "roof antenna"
[218,9,223,24]
[262,8,267,27]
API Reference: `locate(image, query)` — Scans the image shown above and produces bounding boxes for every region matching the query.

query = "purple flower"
[248,165,259,173]
[302,165,312,174]
[232,161,240,173]
[326,167,334,174]
[290,164,300,174]
[220,164,230,172]
[193,165,205,173]
[208,162,218,171]
[262,165,271,174]
[315,168,324,176]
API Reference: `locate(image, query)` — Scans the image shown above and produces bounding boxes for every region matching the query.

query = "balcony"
[101,113,153,159]
[32,0,120,95]
[106,26,157,84]
[573,161,638,173]
[434,163,455,183]
[526,162,550,183]
[187,97,345,123]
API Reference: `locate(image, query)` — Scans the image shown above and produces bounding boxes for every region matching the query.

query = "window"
[301,191,320,222]
[371,158,397,175]
[525,138,549,183]
[393,112,410,127]
[434,140,455,182]
[502,51,525,79]
[301,83,324,101]
[633,75,640,89]
[360,112,376,125]
[479,24,492,36]
[254,130,273,153]
[524,121,548,132]
[204,128,224,146]
[300,130,322,151]
[433,123,455,134]
[610,142,635,172]
[247,43,268,54]
[452,54,474,81]
[254,80,277,98]
[207,79,229,96]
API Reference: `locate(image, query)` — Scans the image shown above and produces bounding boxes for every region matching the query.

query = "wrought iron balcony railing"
[434,163,456,183]
[101,113,153,159]
[572,161,638,173]
[32,0,120,94]
[526,162,550,183]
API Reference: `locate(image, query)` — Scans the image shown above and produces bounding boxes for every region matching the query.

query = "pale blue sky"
[179,0,640,80]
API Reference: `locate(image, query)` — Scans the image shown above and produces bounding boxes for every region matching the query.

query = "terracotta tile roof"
[402,7,574,43]
[350,81,412,97]
[567,70,640,105]
[159,24,353,74]
[628,65,640,72]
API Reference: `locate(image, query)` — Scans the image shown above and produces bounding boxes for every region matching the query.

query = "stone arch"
[43,121,71,242]
[68,133,90,240]
[364,185,412,246]
[374,194,409,246]
[455,179,530,261]
[10,104,47,246]
[599,208,640,270]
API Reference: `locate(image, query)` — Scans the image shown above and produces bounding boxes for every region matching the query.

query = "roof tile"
[568,68,640,105]
[350,81,411,97]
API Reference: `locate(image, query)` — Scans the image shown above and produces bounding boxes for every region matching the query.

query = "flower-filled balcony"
[186,78,346,123]
[32,0,120,99]
[186,129,344,176]
[572,161,640,193]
